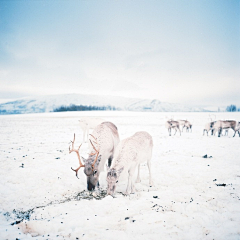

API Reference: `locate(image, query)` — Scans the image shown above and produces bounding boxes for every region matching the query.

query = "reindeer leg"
[131,181,136,194]
[130,168,136,193]
[218,128,222,137]
[174,128,177,135]
[126,166,136,195]
[233,130,236,137]
[147,159,153,186]
[108,156,113,167]
[135,164,141,183]
[125,171,132,195]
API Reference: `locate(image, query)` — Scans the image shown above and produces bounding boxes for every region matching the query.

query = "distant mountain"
[0,94,208,114]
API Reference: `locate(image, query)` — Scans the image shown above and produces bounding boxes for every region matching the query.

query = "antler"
[89,134,100,170]
[69,133,85,178]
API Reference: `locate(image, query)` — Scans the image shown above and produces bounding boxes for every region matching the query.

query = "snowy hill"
[0,94,208,114]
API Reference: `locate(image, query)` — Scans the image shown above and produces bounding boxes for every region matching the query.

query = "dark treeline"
[53,104,119,112]
[226,104,240,112]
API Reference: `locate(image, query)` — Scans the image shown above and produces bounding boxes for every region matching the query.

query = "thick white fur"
[110,131,153,195]
[89,122,120,173]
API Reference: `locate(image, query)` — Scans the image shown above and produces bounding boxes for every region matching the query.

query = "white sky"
[0,0,239,106]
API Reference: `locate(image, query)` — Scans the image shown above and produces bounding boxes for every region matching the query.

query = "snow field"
[0,111,239,240]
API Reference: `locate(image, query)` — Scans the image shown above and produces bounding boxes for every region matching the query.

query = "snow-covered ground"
[0,111,239,240]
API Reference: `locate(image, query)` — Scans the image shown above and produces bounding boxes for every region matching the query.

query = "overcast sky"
[0,0,239,106]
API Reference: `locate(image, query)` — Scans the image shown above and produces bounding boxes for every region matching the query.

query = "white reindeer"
[69,122,120,191]
[79,117,105,143]
[106,131,153,196]
[165,120,181,136]
[203,121,216,136]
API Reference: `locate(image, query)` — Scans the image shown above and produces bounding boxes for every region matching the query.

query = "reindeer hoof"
[149,180,154,187]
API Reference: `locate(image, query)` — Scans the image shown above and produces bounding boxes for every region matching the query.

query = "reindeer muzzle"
[87,181,95,191]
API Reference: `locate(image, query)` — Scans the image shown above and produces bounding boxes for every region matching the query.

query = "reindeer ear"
[117,167,124,174]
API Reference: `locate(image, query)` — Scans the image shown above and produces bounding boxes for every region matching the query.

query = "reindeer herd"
[203,120,240,137]
[166,118,240,138]
[69,116,239,197]
[165,119,192,136]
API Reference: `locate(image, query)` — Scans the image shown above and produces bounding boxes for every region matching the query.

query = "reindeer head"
[82,154,102,191]
[69,134,101,191]
[106,167,124,196]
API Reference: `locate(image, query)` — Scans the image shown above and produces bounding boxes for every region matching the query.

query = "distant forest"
[53,104,119,112]
[226,104,240,112]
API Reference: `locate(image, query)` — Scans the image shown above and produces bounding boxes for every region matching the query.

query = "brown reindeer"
[213,120,239,137]
[165,120,181,136]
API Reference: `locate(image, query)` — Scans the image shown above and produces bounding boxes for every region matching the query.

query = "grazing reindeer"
[178,120,187,131]
[165,120,181,136]
[179,120,192,132]
[69,122,120,191]
[213,120,238,137]
[79,117,105,143]
[184,120,192,132]
[106,131,153,196]
[203,121,216,136]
